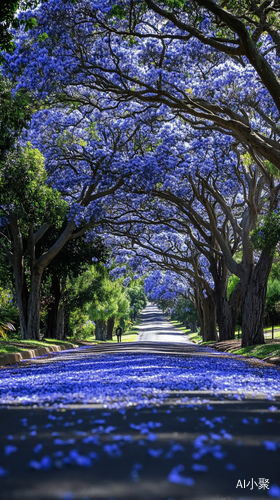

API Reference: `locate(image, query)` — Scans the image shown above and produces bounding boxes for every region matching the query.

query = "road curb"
[0,342,78,366]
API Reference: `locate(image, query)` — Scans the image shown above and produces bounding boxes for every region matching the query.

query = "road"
[137,304,193,343]
[0,308,280,500]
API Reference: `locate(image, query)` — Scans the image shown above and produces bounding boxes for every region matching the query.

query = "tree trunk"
[64,309,70,338]
[215,282,242,341]
[11,224,29,339]
[45,274,61,339]
[26,270,43,340]
[190,322,197,333]
[14,263,42,340]
[56,303,65,340]
[56,276,66,340]
[106,317,115,340]
[14,270,29,340]
[241,250,274,347]
[95,319,107,340]
[197,292,217,342]
[9,218,76,340]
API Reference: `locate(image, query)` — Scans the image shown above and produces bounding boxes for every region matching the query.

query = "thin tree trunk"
[241,250,274,347]
[45,274,61,339]
[190,322,197,333]
[106,317,115,340]
[56,303,65,340]
[64,309,70,338]
[56,276,67,340]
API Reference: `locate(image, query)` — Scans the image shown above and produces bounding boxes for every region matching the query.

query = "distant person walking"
[116,325,123,343]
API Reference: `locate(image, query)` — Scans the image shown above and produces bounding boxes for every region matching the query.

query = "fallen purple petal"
[168,465,195,486]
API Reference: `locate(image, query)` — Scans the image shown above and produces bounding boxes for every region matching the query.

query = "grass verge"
[168,319,280,362]
[0,321,141,355]
[0,338,79,356]
[230,343,280,359]
[168,319,202,343]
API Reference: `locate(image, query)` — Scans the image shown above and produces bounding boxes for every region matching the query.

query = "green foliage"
[268,260,280,281]
[227,274,240,300]
[126,283,147,320]
[157,297,176,313]
[0,76,35,160]
[264,261,280,315]
[110,5,127,19]
[171,296,198,324]
[161,0,186,8]
[0,287,20,337]
[0,144,68,233]
[250,211,280,255]
[64,264,130,337]
[0,306,17,339]
[0,1,41,56]
[37,33,49,42]
[0,286,10,309]
[265,160,280,178]
[69,310,94,339]
[266,278,280,313]
[87,265,129,323]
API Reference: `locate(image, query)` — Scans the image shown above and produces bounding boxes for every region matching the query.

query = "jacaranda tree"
[97,118,278,345]
[7,0,280,169]
[3,0,280,344]
[0,106,140,339]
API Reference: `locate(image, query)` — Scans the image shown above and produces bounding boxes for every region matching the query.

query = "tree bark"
[45,274,61,339]
[14,268,29,340]
[9,218,29,339]
[202,295,217,341]
[106,317,115,340]
[241,250,274,347]
[214,282,242,341]
[56,276,66,340]
[95,319,107,340]
[25,270,43,340]
[188,322,197,333]
[56,303,65,340]
[10,219,76,340]
[195,289,217,341]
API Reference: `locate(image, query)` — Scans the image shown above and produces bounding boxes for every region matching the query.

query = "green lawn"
[235,326,280,340]
[109,318,141,343]
[0,344,24,355]
[229,343,280,359]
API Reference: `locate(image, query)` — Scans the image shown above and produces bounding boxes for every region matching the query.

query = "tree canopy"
[1,0,280,345]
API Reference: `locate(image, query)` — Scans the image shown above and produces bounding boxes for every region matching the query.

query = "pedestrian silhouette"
[116,325,123,342]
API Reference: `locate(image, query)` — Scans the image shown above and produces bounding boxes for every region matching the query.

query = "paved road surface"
[138,304,193,343]
[0,308,280,500]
